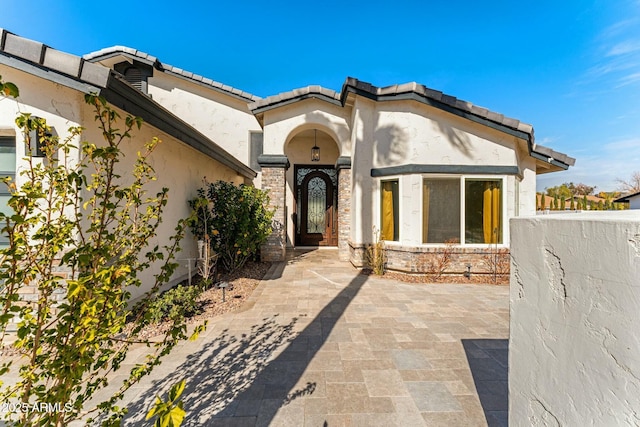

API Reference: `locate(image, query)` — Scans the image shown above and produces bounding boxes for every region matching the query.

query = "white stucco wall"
[148,72,261,166]
[81,106,245,300]
[352,98,530,246]
[261,99,352,156]
[0,67,84,189]
[510,211,640,426]
[373,101,520,168]
[1,65,246,300]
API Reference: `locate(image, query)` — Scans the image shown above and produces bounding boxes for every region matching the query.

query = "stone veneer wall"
[349,242,509,275]
[260,166,287,261]
[509,212,640,426]
[337,167,351,261]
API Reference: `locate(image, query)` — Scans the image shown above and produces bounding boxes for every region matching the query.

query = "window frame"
[378,177,401,243]
[0,135,16,246]
[421,174,506,246]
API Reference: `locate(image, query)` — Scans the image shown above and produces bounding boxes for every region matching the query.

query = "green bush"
[189,181,274,273]
[0,87,204,426]
[147,285,203,323]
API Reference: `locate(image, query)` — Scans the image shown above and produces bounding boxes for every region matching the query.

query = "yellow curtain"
[381,182,394,240]
[483,182,501,244]
[422,181,430,243]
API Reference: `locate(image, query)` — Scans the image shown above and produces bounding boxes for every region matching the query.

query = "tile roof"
[251,77,533,134]
[250,77,575,169]
[83,46,260,102]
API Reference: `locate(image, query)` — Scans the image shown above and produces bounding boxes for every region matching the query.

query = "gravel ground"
[130,260,272,340]
[189,261,272,320]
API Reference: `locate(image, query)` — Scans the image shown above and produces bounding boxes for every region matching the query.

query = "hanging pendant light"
[311,129,320,162]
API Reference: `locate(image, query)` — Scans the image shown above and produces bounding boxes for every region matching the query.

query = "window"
[423,177,502,244]
[380,180,399,241]
[0,136,16,246]
[422,178,460,243]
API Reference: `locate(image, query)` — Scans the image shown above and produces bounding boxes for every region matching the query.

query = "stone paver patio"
[117,248,509,426]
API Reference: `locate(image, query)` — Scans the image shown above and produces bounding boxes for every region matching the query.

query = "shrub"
[365,227,385,275]
[482,249,511,283]
[189,181,274,273]
[147,285,203,323]
[427,238,458,281]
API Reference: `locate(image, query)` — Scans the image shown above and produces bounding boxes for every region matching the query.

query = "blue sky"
[3,0,639,192]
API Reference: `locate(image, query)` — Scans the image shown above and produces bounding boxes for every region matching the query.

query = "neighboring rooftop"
[84,46,260,102]
[614,190,640,203]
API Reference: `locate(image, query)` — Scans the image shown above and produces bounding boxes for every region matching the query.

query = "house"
[0,28,575,279]
[615,191,640,209]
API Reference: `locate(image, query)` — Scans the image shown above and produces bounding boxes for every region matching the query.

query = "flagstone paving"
[116,248,510,426]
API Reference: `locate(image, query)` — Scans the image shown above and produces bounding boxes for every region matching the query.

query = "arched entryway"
[296,168,338,246]
[284,128,340,247]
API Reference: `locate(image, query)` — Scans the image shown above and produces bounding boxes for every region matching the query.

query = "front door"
[296,166,338,246]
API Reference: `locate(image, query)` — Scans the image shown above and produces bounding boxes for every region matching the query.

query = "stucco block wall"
[509,212,640,426]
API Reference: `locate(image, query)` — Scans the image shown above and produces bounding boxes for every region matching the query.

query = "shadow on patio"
[462,339,509,427]
[123,262,368,426]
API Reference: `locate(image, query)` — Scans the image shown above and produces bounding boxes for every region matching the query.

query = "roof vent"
[124,67,143,91]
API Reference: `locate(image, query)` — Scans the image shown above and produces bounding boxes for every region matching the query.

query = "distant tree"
[572,183,595,196]
[616,171,640,194]
[597,200,604,210]
[546,184,572,200]
[570,198,575,210]
[541,193,546,210]
[560,196,566,210]
[583,195,588,210]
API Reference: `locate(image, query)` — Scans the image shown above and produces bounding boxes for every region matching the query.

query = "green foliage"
[546,183,573,200]
[146,379,187,427]
[147,285,202,324]
[540,193,546,210]
[0,75,19,98]
[0,93,199,426]
[188,180,274,273]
